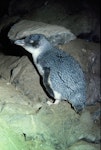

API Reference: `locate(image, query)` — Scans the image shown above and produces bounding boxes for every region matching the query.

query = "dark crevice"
[77,32,100,43]
[0,24,23,56]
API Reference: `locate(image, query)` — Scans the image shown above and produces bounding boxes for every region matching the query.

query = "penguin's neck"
[32,44,52,63]
[24,39,53,63]
[32,47,43,63]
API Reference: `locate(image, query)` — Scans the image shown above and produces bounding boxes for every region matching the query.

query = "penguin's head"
[14,34,51,54]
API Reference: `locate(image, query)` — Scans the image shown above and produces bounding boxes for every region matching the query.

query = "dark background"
[0,0,100,17]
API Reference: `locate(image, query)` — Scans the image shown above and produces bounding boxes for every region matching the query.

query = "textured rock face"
[0,78,100,150]
[0,38,100,149]
[8,20,76,46]
[0,0,100,149]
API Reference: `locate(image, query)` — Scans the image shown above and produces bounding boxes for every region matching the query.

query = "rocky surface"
[8,20,76,46]
[0,0,100,149]
[0,38,100,149]
[0,78,100,150]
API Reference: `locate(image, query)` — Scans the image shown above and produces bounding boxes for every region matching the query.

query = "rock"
[0,38,100,149]
[8,20,76,46]
[22,2,100,42]
[59,39,100,73]
[87,76,101,105]
[0,79,100,149]
[0,53,20,80]
[68,140,100,150]
[0,54,48,102]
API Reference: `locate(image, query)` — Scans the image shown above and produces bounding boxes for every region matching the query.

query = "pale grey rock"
[68,140,100,150]
[0,45,100,149]
[8,20,76,46]
[0,80,100,149]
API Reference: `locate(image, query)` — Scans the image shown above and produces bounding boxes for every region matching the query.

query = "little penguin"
[14,34,86,112]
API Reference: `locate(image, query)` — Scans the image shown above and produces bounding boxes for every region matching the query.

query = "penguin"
[14,34,86,112]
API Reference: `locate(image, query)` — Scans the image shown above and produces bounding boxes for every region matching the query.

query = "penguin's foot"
[47,99,60,106]
[54,99,60,104]
[6,82,11,85]
[47,100,53,106]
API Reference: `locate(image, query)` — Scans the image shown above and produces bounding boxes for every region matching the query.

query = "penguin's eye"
[30,40,34,43]
[31,40,39,47]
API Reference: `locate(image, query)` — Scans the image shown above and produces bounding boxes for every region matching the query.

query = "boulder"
[8,20,76,46]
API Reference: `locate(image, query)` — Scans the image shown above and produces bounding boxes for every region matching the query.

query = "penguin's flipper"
[43,67,54,98]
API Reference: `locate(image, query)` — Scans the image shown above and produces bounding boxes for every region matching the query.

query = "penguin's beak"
[14,39,25,46]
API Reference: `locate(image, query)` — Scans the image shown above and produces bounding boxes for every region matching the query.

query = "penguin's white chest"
[32,49,44,76]
[24,46,42,62]
[32,48,42,62]
[36,63,44,76]
[24,46,44,75]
